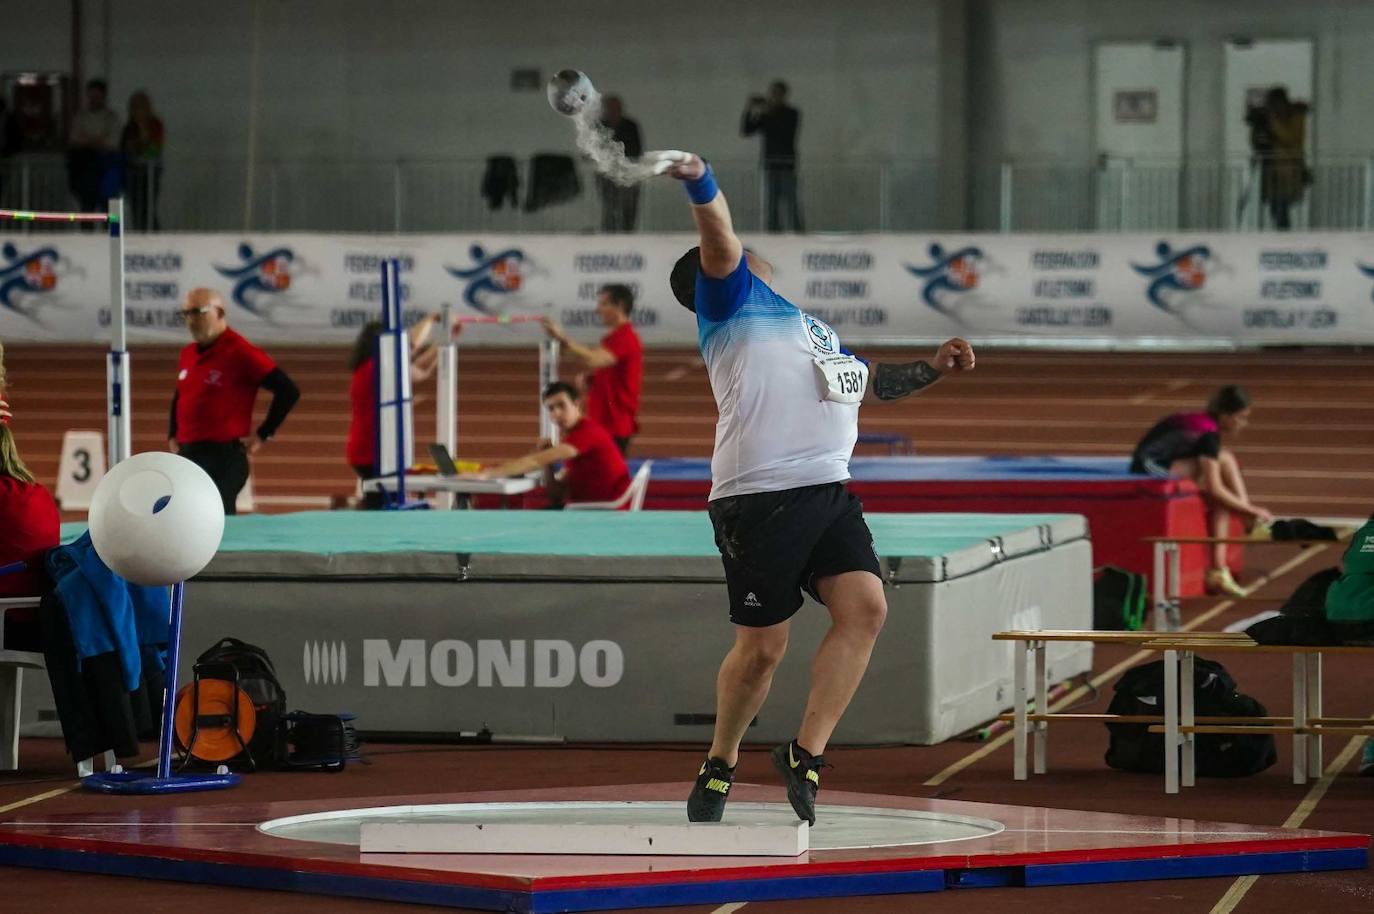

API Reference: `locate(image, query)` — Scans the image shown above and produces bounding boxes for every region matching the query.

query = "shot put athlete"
[652,150,975,824]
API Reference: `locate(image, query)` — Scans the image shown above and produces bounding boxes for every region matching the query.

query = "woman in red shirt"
[345,313,445,508]
[0,345,60,649]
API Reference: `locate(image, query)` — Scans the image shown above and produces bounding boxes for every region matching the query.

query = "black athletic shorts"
[707,482,881,627]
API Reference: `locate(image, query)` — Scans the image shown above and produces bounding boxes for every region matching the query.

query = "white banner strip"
[1,232,1371,346]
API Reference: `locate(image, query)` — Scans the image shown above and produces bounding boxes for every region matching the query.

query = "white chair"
[0,594,115,775]
[566,460,653,512]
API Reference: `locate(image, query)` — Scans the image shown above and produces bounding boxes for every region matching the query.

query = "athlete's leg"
[1218,448,1250,503]
[708,620,791,766]
[795,570,887,756]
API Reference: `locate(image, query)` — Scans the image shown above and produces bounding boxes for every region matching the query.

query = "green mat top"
[62,511,1080,558]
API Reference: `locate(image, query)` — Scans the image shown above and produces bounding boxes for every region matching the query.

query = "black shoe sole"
[686,786,728,822]
[770,744,817,826]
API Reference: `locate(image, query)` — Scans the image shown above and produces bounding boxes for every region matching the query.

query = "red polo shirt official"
[585,323,642,439]
[562,418,631,505]
[0,476,60,603]
[174,328,276,443]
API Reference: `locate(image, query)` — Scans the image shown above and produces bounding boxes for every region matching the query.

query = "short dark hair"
[86,78,108,93]
[542,380,580,402]
[1207,385,1251,416]
[770,80,789,97]
[599,283,634,315]
[669,247,701,312]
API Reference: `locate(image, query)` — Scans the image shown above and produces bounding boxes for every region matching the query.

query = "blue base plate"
[81,771,241,795]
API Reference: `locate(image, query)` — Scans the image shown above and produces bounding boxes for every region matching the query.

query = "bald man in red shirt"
[168,288,300,515]
[542,283,643,454]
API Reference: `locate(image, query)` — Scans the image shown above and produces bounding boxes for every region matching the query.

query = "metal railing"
[7,151,1372,234]
[1000,155,1374,233]
[0,154,942,234]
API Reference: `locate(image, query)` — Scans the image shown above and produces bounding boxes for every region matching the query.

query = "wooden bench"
[994,628,1374,794]
[1140,637,1374,793]
[991,629,1252,782]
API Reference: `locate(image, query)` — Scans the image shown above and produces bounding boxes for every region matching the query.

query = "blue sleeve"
[840,346,868,366]
[694,255,752,323]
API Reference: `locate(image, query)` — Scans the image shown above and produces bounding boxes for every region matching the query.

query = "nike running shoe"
[687,757,735,822]
[771,740,825,826]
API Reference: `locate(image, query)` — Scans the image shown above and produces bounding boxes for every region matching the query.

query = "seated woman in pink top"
[1130,385,1272,596]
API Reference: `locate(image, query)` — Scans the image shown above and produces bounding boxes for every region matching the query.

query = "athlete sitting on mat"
[460,381,631,508]
[650,149,974,825]
[1130,384,1273,596]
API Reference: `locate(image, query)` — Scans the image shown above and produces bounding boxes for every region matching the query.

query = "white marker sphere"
[88,452,226,586]
[547,69,595,116]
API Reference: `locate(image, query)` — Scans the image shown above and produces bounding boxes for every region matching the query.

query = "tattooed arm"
[866,338,975,402]
[871,359,943,400]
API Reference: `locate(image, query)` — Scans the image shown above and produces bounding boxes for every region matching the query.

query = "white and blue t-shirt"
[696,256,860,501]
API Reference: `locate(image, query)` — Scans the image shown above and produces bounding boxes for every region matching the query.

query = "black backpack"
[188,638,288,770]
[1105,658,1276,777]
[1093,566,1148,631]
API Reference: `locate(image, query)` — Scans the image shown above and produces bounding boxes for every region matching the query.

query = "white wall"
[6,0,942,166]
[964,0,1374,226]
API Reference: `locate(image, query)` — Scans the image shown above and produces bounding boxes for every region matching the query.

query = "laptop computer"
[428,442,460,477]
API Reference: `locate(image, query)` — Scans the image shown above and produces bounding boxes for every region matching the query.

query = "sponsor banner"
[2,231,1372,345]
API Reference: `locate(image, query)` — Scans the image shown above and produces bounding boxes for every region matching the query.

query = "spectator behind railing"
[66,78,124,217]
[0,96,20,203]
[1246,87,1310,231]
[596,95,643,233]
[0,341,61,649]
[122,90,164,231]
[742,80,803,233]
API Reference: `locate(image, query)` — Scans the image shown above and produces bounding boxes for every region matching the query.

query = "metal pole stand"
[82,582,241,794]
[539,338,560,446]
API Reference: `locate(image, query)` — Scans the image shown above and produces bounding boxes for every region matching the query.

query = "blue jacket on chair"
[45,532,170,691]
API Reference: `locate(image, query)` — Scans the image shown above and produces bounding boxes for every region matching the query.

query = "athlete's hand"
[0,399,11,424]
[647,150,705,181]
[243,436,264,455]
[540,317,567,343]
[1251,506,1275,524]
[167,437,178,453]
[935,338,975,372]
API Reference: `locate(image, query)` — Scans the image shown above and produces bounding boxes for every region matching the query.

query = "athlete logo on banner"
[214,242,302,319]
[0,242,65,318]
[1357,262,1374,303]
[445,243,541,315]
[903,243,1000,325]
[1129,241,1223,325]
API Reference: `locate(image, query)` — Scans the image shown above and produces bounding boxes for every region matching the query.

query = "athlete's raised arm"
[658,152,743,279]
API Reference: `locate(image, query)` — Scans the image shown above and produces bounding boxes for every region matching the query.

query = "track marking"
[923,543,1335,787]
[709,903,749,914]
[1128,377,1192,405]
[0,785,79,816]
[1207,730,1369,914]
[0,756,158,819]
